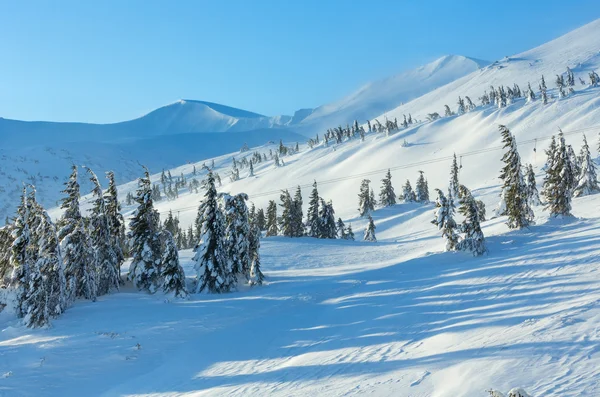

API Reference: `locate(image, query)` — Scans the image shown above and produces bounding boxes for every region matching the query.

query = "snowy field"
[3,196,600,396]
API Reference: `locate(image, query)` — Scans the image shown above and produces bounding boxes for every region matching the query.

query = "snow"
[3,17,600,397]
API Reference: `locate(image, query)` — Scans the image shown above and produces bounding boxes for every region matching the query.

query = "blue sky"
[0,1,598,123]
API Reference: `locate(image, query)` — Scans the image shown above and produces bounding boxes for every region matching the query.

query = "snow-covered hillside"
[296,55,487,130]
[3,17,600,397]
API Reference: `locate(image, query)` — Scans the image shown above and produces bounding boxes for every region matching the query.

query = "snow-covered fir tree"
[292,186,305,237]
[9,187,33,318]
[456,185,487,256]
[160,231,188,298]
[317,199,337,239]
[449,153,460,200]
[431,189,459,251]
[127,168,162,294]
[86,168,120,296]
[248,162,254,178]
[58,165,96,302]
[444,104,453,117]
[574,134,600,197]
[358,179,375,216]
[525,164,541,206]
[344,224,355,241]
[543,133,575,217]
[415,171,429,203]
[497,125,534,229]
[567,144,581,187]
[248,221,264,285]
[192,170,233,293]
[457,96,466,115]
[379,169,396,207]
[306,181,320,237]
[256,208,266,231]
[278,189,294,237]
[526,82,536,102]
[401,179,416,202]
[363,215,377,242]
[336,218,346,239]
[265,200,278,237]
[223,193,251,280]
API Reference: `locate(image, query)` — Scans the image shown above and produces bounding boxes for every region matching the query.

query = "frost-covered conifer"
[306,181,320,236]
[192,170,232,293]
[9,187,33,317]
[223,193,251,279]
[336,218,346,239]
[248,162,254,177]
[160,231,188,298]
[465,96,476,111]
[431,189,459,251]
[127,168,162,293]
[525,164,541,206]
[104,172,125,269]
[358,179,375,216]
[345,224,355,241]
[449,153,460,200]
[256,208,266,232]
[86,168,120,296]
[265,200,278,237]
[543,133,574,217]
[363,216,377,242]
[292,186,305,237]
[574,134,600,197]
[457,97,466,115]
[379,169,396,207]
[401,180,416,203]
[497,125,534,229]
[457,185,486,256]
[248,222,264,285]
[58,166,96,302]
[317,199,337,239]
[444,104,453,117]
[526,82,536,102]
[278,190,294,238]
[415,171,429,203]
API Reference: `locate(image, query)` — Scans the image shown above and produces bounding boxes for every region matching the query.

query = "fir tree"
[292,186,305,237]
[543,133,575,217]
[567,144,581,186]
[449,153,460,200]
[401,180,416,202]
[127,168,162,293]
[526,82,536,102]
[86,168,120,296]
[278,190,294,237]
[415,171,429,203]
[574,134,600,197]
[248,162,254,178]
[431,189,459,251]
[104,172,126,265]
[363,216,377,242]
[265,200,278,237]
[248,222,264,285]
[379,169,396,207]
[160,231,188,298]
[358,179,375,216]
[456,185,487,256]
[223,193,251,279]
[525,164,541,206]
[336,218,347,239]
[457,96,466,115]
[9,187,33,317]
[444,104,453,117]
[58,166,96,302]
[306,181,320,237]
[317,199,337,239]
[497,125,534,229]
[256,208,266,232]
[192,170,232,293]
[345,224,355,241]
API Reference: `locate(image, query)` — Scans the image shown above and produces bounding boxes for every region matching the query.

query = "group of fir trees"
[191,170,263,294]
[0,165,128,328]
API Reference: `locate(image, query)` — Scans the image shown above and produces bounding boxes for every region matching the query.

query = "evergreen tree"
[127,168,162,293]
[444,104,453,117]
[278,190,294,237]
[256,208,266,232]
[317,199,337,239]
[223,193,251,279]
[526,83,536,102]
[248,162,254,178]
[401,179,416,202]
[104,171,126,264]
[574,134,600,197]
[192,170,232,293]
[567,144,581,186]
[265,200,278,237]
[9,187,33,318]
[86,168,120,296]
[525,164,541,206]
[456,185,487,256]
[457,96,466,115]
[415,171,429,203]
[431,189,459,251]
[379,169,396,207]
[449,153,460,200]
[58,166,96,302]
[160,231,188,298]
[497,125,534,229]
[363,216,377,242]
[358,179,375,216]
[345,224,355,241]
[292,186,305,237]
[336,218,347,239]
[248,222,264,285]
[306,181,320,237]
[543,133,575,217]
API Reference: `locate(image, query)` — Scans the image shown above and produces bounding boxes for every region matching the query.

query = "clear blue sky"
[0,0,598,123]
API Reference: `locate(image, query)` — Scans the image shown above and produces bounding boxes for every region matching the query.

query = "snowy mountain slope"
[4,194,600,396]
[0,127,305,222]
[294,55,487,131]
[375,18,600,124]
